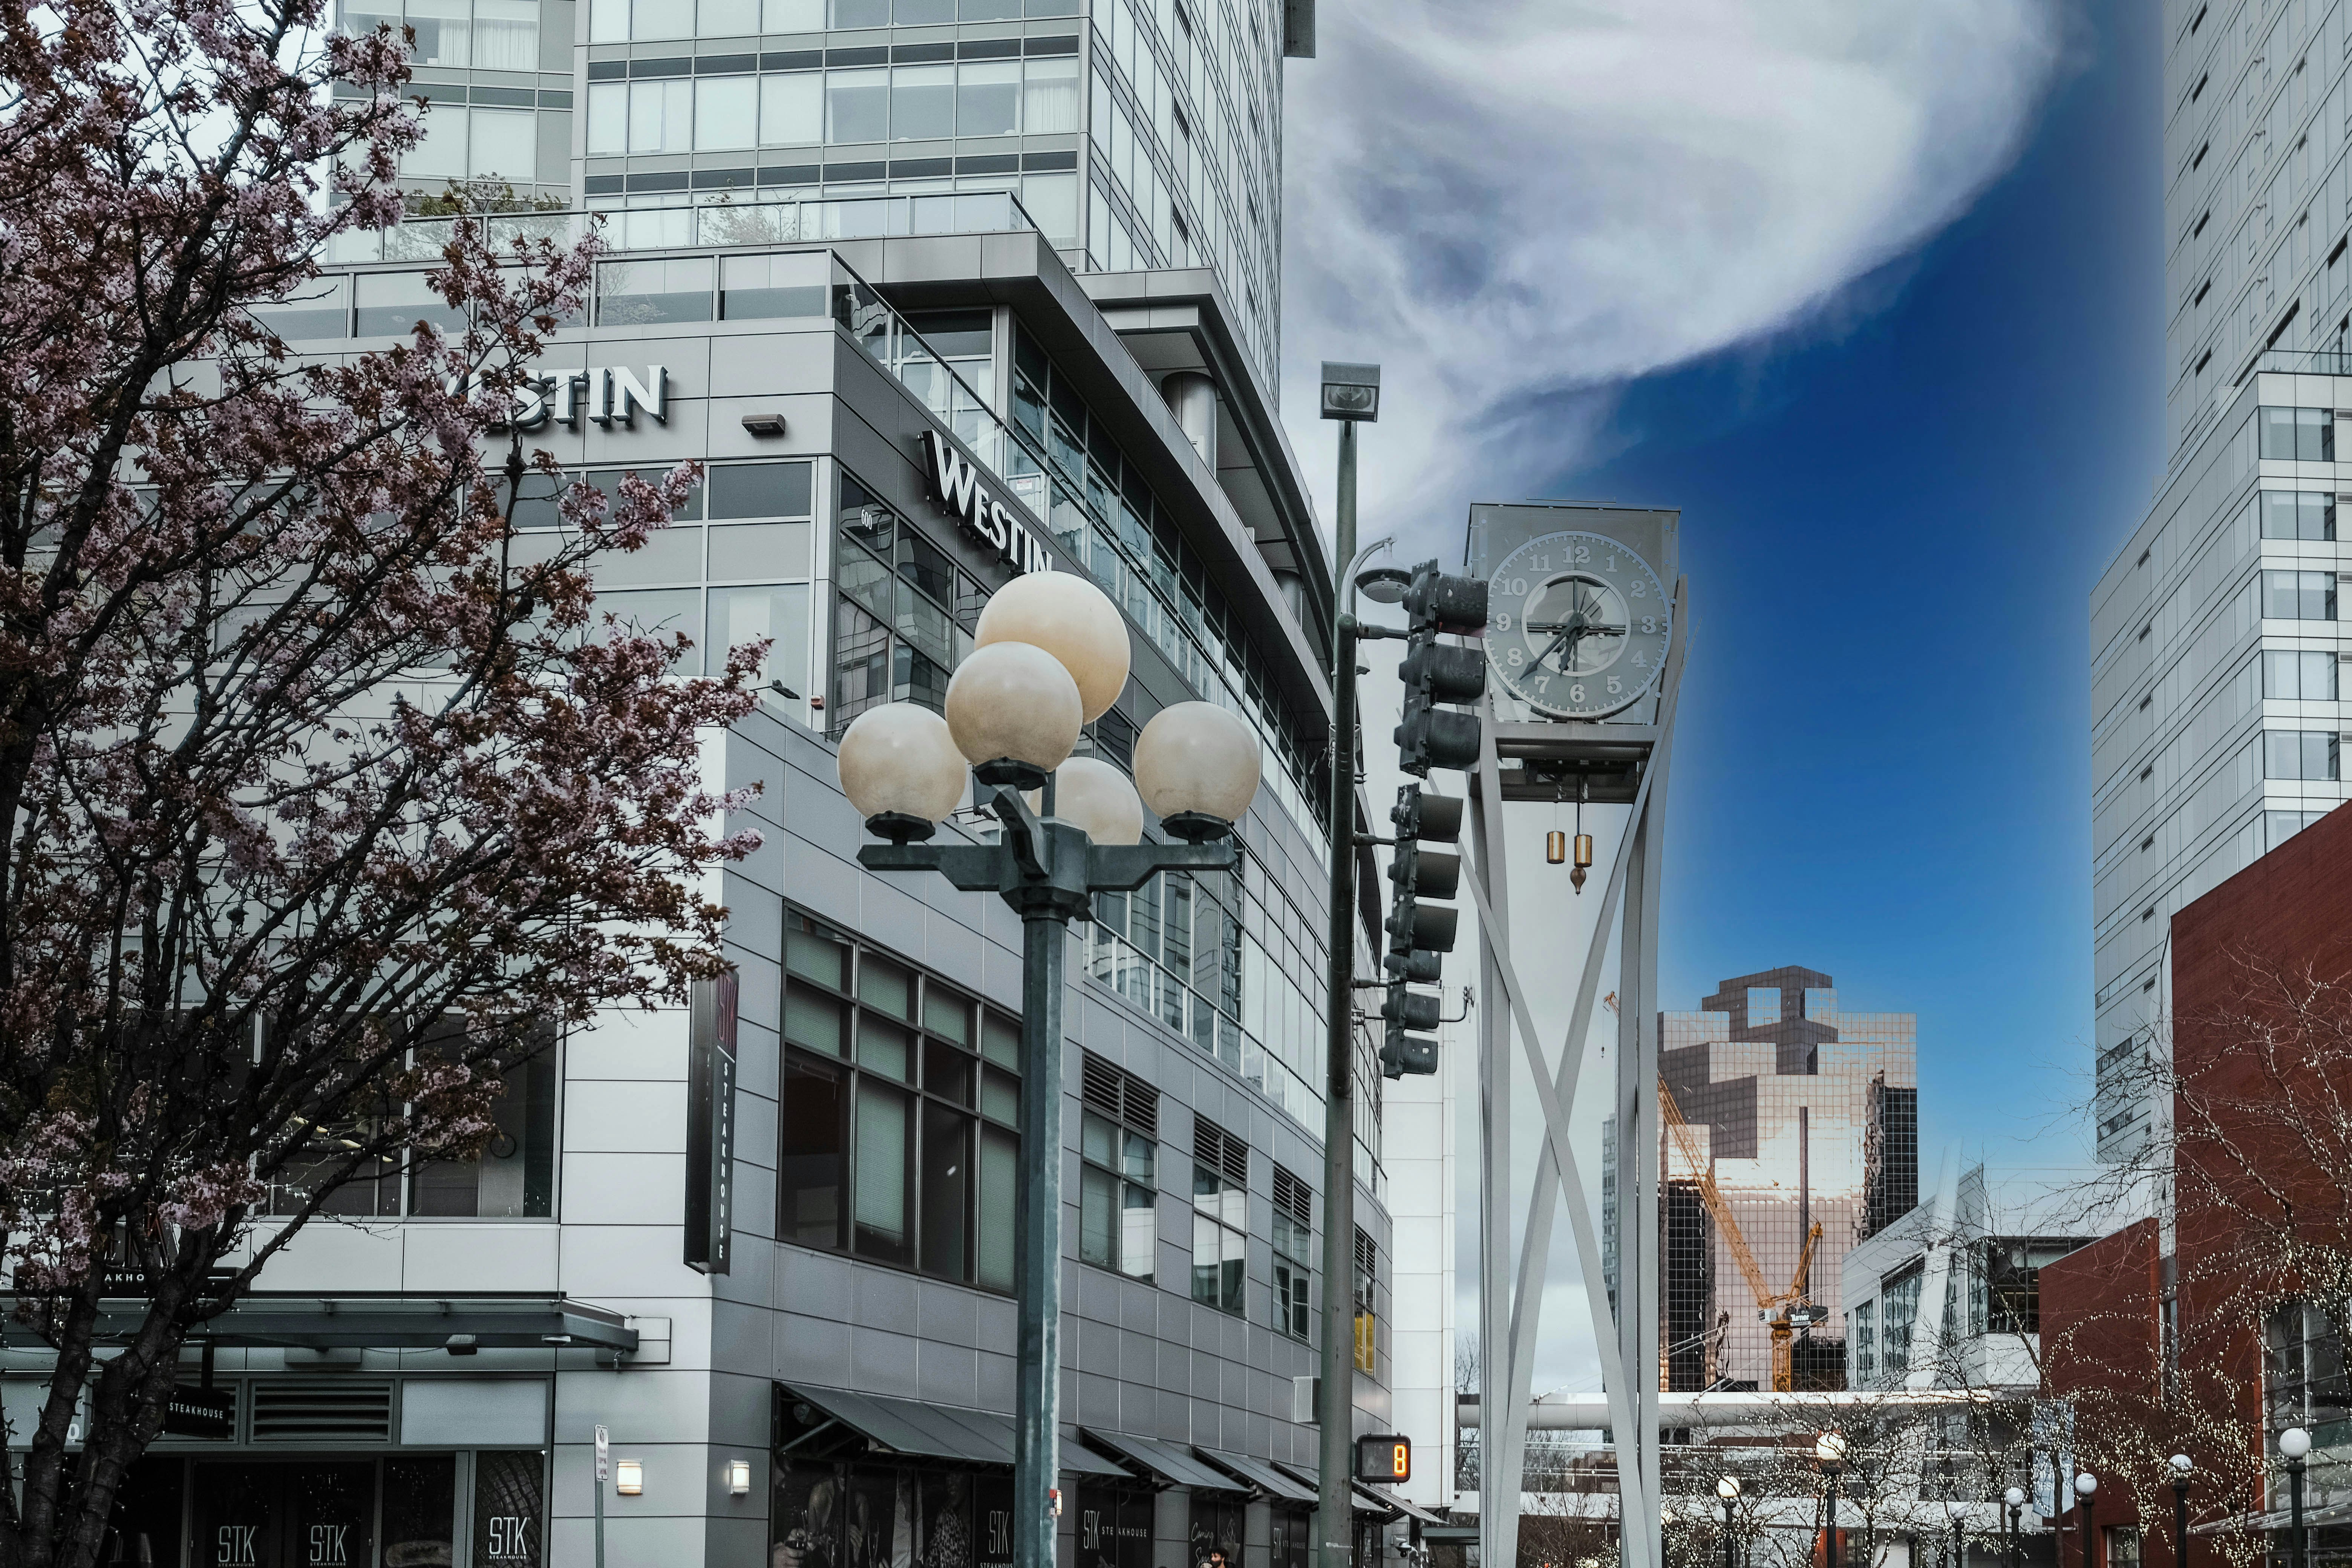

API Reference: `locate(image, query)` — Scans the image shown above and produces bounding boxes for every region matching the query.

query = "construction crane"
[1658,1079,1826,1393]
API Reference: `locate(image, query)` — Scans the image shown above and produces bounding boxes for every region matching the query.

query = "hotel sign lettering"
[920,428,1049,576]
[478,365,669,431]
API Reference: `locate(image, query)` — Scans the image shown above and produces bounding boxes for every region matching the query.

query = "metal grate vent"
[1193,1116,1246,1189]
[1080,1051,1158,1139]
[1272,1165,1311,1230]
[250,1379,393,1443]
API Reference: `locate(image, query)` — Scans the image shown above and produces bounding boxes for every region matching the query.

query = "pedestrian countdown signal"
[1354,1435,1410,1484]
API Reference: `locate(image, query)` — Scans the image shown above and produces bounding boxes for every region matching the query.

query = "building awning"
[1083,1430,1246,1493]
[72,1294,637,1354]
[1271,1462,1383,1515]
[1195,1449,1318,1504]
[777,1385,1127,1476]
[1358,1485,1446,1528]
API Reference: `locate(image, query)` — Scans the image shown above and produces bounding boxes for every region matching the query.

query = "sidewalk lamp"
[1718,1475,1742,1568]
[2075,1471,2098,1568]
[840,570,1261,1568]
[2281,1428,2312,1568]
[1818,1432,1848,1568]
[1948,1499,1969,1568]
[2005,1486,2026,1568]
[2169,1454,2191,1568]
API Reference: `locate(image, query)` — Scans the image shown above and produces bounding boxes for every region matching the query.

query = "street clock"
[1484,530,1671,720]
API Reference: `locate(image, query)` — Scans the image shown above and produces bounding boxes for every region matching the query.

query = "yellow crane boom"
[1657,1079,1825,1391]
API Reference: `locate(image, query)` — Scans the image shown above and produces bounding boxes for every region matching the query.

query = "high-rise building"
[1651,967,1919,1392]
[2090,0,2352,1158]
[121,6,1418,1568]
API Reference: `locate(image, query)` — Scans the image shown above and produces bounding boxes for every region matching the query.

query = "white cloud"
[1279,0,2068,548]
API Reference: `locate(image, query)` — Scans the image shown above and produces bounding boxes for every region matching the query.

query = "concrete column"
[1161,372,1218,469]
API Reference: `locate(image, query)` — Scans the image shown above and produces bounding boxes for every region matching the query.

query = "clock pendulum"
[1545,774,1596,891]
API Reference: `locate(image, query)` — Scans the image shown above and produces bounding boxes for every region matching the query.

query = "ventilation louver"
[251,1379,393,1443]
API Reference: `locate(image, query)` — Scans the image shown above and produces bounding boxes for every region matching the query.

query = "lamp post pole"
[1818,1435,1846,1568]
[2075,1473,2097,1568]
[2169,1456,2191,1568]
[2005,1488,2025,1568]
[2282,1430,2312,1568]
[1718,1477,1742,1568]
[1317,361,1379,1568]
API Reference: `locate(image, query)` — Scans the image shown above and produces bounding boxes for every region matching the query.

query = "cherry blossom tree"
[0,3,759,1565]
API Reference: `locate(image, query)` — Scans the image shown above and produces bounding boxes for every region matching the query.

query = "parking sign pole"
[594,1424,610,1568]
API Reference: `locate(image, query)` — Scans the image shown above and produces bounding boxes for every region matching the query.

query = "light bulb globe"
[944,641,1083,782]
[2004,1488,2026,1508]
[837,703,967,836]
[1717,1476,1741,1501]
[1029,757,1144,845]
[1815,1431,1848,1465]
[1132,701,1261,838]
[974,571,1131,721]
[2075,1472,2097,1498]
[2282,1427,2313,1461]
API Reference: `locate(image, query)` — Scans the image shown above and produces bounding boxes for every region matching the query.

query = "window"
[1851,1298,1877,1386]
[2264,649,2339,699]
[2261,490,2337,540]
[830,471,976,735]
[1078,1053,1158,1279]
[959,61,1021,135]
[1271,1165,1311,1340]
[341,0,537,67]
[1190,1117,1246,1314]
[1352,1227,1377,1373]
[596,256,715,325]
[2265,729,2341,780]
[891,64,956,139]
[695,74,758,149]
[761,70,823,144]
[1984,1239,2071,1334]
[2261,406,2337,461]
[1024,56,1080,133]
[2263,569,2338,620]
[2269,807,2335,848]
[1880,1264,1923,1380]
[778,907,1021,1289]
[2107,1528,2142,1568]
[827,67,889,142]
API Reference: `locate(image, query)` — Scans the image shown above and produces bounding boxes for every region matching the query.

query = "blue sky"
[1558,0,2161,1165]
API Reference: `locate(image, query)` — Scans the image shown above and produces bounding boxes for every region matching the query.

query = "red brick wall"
[2039,1220,2164,1561]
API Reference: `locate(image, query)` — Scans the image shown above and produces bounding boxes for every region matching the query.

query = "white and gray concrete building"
[2091,0,2352,1157]
[38,3,1444,1568]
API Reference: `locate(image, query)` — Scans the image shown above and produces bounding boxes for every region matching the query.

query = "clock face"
[1485,531,1671,719]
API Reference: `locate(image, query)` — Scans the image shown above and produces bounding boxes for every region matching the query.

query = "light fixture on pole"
[2169,1454,2191,1568]
[1718,1475,1742,1568]
[2005,1487,2026,1568]
[1818,1432,1848,1568]
[2282,1428,2312,1568]
[841,571,1261,1568]
[1947,1499,1969,1568]
[2075,1471,2098,1568]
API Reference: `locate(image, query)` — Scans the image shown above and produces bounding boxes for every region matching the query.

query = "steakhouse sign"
[920,429,1049,576]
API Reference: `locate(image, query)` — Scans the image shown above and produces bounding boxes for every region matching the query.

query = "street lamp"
[1718,1475,1742,1568]
[2005,1486,2026,1568]
[2075,1471,2098,1568]
[1948,1499,1970,1568]
[841,571,1262,1568]
[1818,1432,1848,1568]
[2281,1428,2312,1568]
[2169,1455,2191,1568]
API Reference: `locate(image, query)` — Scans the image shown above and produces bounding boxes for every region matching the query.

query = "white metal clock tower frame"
[1461,503,1687,1568]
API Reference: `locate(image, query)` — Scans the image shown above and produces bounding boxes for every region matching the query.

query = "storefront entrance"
[103,1453,543,1568]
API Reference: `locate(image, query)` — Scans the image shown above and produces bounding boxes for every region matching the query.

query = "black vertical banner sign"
[684,969,738,1274]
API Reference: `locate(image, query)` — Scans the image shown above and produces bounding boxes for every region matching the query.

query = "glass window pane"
[709,522,812,581]
[470,108,537,178]
[2312,651,2340,699]
[1080,1164,1116,1266]
[827,68,889,141]
[721,250,828,315]
[475,0,537,67]
[781,1052,848,1247]
[407,0,470,65]
[2269,730,2303,779]
[981,1012,1019,1072]
[891,64,955,140]
[760,72,822,144]
[711,461,815,519]
[248,275,349,342]
[1081,1110,1115,1165]
[709,583,811,698]
[588,81,628,153]
[1024,57,1078,134]
[957,61,1020,136]
[784,984,846,1055]
[765,0,823,24]
[2265,407,2299,460]
[978,1125,1018,1291]
[701,0,760,32]
[923,983,972,1044]
[919,1104,972,1280]
[696,74,757,150]
[355,270,465,337]
[1121,1130,1152,1182]
[1191,1213,1220,1304]
[857,1014,913,1080]
[590,0,629,38]
[852,1080,913,1263]
[980,1067,1018,1125]
[895,0,952,18]
[925,1039,974,1107]
[2267,649,2297,699]
[785,913,850,988]
[633,0,691,35]
[1021,173,1077,244]
[597,256,715,324]
[860,955,915,1017]
[402,101,469,179]
[831,0,887,23]
[1119,1181,1155,1278]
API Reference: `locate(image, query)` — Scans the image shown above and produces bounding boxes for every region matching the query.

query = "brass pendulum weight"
[1570,777,1593,893]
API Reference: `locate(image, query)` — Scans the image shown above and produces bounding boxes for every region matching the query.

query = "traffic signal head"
[1392,788,1464,844]
[1395,707,1482,776]
[1400,639,1486,704]
[1354,1434,1413,1482]
[1400,565,1488,634]
[1380,1023,1438,1078]
[1393,561,1490,777]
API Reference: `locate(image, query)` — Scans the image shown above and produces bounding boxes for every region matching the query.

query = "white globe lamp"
[1132,701,1261,840]
[836,703,968,841]
[944,641,1083,786]
[973,571,1131,721]
[1032,756,1144,845]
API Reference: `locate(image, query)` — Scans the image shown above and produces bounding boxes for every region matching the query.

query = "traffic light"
[1392,561,1489,777]
[1381,784,1462,1077]
[1354,1434,1412,1484]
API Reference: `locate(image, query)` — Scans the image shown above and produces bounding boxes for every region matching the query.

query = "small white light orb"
[2170,1455,2193,1478]
[945,642,1083,774]
[1027,756,1145,845]
[1717,1475,1741,1501]
[2282,1427,2313,1461]
[974,571,1131,722]
[837,703,967,826]
[2074,1472,2097,1497]
[1947,1501,1968,1521]
[1133,702,1261,833]
[1815,1431,1848,1465]
[2005,1487,2027,1508]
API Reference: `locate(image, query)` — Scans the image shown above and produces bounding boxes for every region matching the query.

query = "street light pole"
[1316,361,1379,1568]
[1817,1433,1847,1568]
[840,571,1264,1568]
[1717,1476,1741,1568]
[1949,1501,1969,1568]
[2169,1455,2191,1568]
[2075,1472,2098,1568]
[2005,1488,2025,1568]
[2282,1429,2312,1568]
